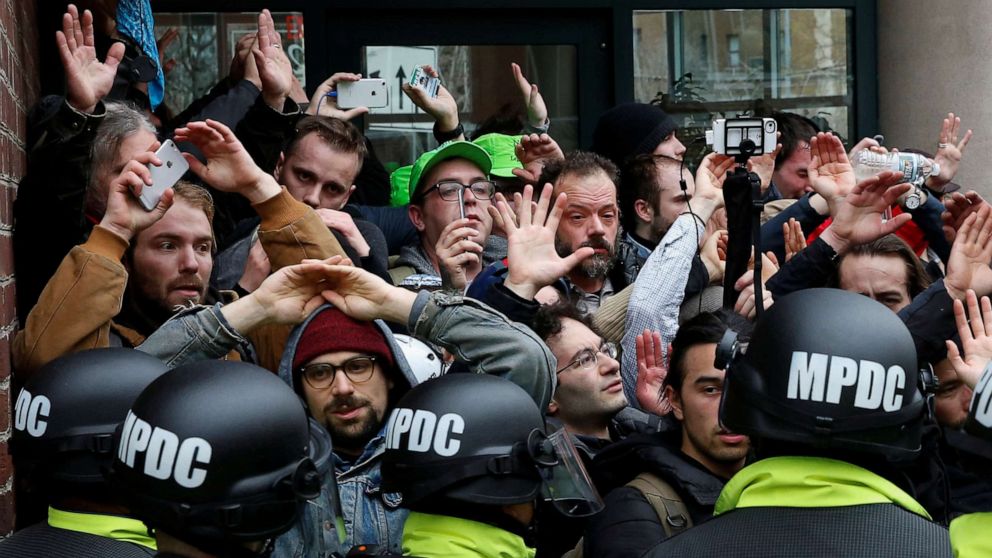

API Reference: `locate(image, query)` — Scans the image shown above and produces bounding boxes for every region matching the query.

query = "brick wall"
[0,0,39,535]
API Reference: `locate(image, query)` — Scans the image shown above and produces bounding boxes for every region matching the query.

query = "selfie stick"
[721,139,766,318]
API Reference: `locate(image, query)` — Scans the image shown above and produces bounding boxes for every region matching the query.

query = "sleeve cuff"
[84,225,130,260]
[407,290,433,331]
[254,187,310,230]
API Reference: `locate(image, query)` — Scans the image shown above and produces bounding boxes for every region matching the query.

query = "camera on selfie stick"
[705,117,778,316]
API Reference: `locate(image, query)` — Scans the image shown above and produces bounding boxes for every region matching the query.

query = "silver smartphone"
[336,79,389,109]
[139,140,189,211]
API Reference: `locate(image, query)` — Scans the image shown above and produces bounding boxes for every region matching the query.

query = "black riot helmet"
[111,360,333,551]
[12,348,169,488]
[382,374,602,518]
[718,288,930,461]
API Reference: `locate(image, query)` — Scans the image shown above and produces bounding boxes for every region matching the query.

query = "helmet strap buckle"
[813,416,834,435]
[487,455,517,475]
[89,434,114,454]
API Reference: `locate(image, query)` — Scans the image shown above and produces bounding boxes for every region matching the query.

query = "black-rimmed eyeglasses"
[299,356,378,389]
[421,180,496,202]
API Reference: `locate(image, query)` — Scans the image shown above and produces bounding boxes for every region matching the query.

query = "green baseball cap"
[407,140,493,201]
[390,164,413,206]
[473,133,523,178]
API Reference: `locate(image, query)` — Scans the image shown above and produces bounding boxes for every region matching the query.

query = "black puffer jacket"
[583,427,730,558]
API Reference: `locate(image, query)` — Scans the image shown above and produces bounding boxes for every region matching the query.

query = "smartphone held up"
[137,140,189,211]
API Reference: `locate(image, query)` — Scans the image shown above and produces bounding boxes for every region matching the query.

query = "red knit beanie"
[292,308,395,371]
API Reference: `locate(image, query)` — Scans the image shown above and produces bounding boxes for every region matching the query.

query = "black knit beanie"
[591,103,678,170]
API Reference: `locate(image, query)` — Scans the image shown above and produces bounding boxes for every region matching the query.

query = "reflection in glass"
[633,9,853,153]
[363,45,578,173]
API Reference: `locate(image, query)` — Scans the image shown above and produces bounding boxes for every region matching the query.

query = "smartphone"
[139,140,189,211]
[336,79,389,109]
[456,187,466,220]
[409,65,439,98]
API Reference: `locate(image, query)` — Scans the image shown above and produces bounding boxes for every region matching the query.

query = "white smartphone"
[336,79,389,109]
[139,139,189,211]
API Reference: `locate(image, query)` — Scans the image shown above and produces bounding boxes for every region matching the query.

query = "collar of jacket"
[623,230,656,261]
[402,512,536,558]
[335,428,387,476]
[48,506,157,550]
[950,512,992,557]
[714,456,930,519]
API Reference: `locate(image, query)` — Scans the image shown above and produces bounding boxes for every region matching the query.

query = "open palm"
[490,184,593,299]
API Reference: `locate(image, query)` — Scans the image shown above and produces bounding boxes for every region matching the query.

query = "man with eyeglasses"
[392,141,500,290]
[532,302,649,457]
[269,260,556,554]
[583,310,753,558]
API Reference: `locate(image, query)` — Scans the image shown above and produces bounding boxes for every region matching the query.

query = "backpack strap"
[564,471,693,557]
[626,471,693,538]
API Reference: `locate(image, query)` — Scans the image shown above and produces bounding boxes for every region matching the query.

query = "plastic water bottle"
[853,151,940,186]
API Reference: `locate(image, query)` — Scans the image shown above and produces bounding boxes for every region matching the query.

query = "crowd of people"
[3,3,991,557]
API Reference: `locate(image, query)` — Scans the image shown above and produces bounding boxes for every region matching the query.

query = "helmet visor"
[529,429,603,517]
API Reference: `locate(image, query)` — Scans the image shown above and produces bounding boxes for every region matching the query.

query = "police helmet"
[12,348,169,486]
[719,288,929,460]
[392,334,446,384]
[382,374,602,517]
[111,360,330,547]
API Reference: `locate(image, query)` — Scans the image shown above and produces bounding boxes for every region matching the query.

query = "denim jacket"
[137,290,556,557]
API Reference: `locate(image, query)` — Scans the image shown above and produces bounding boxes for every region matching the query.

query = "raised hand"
[511,62,548,129]
[818,170,912,254]
[734,269,774,320]
[400,65,461,135]
[489,183,594,300]
[700,229,727,283]
[99,147,175,241]
[229,33,260,88]
[808,132,857,215]
[943,191,990,243]
[435,218,484,291]
[635,329,673,416]
[783,218,807,262]
[847,136,882,162]
[930,112,973,192]
[694,152,736,202]
[513,134,564,185]
[946,290,992,390]
[746,139,781,195]
[173,119,279,203]
[944,204,992,300]
[315,208,371,257]
[315,262,418,324]
[247,256,350,326]
[252,9,294,110]
[57,4,124,113]
[237,238,271,293]
[306,72,370,120]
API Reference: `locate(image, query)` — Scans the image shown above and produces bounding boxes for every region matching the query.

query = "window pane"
[362,45,578,171]
[633,8,853,158]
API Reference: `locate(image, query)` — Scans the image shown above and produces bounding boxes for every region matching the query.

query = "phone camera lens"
[166,161,173,168]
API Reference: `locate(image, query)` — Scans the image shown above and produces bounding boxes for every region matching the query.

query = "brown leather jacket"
[13,187,345,379]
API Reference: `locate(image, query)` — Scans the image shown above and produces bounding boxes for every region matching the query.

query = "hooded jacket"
[136,290,555,556]
[274,291,556,557]
[275,303,420,556]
